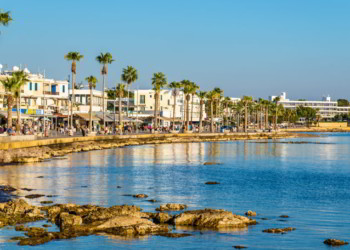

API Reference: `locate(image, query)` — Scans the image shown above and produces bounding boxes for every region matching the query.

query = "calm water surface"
[0,133,350,249]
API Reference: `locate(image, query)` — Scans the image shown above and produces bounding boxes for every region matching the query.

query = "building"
[270,92,350,119]
[132,89,207,124]
[69,89,108,113]
[0,66,69,116]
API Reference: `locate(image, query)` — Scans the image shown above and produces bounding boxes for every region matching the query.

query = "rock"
[36,176,44,178]
[57,212,83,230]
[133,194,148,198]
[262,227,295,234]
[21,188,35,191]
[203,162,222,165]
[324,239,349,246]
[156,203,187,211]
[260,218,269,220]
[205,182,220,185]
[156,233,192,238]
[25,194,45,199]
[81,186,88,188]
[25,227,47,237]
[10,236,27,241]
[172,209,256,229]
[116,186,122,188]
[153,212,172,224]
[245,210,257,216]
[40,201,53,205]
[46,195,58,198]
[279,215,289,218]
[233,246,247,249]
[96,215,154,230]
[42,224,52,228]
[146,199,157,203]
[0,186,16,193]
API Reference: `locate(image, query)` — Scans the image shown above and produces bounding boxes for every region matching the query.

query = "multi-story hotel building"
[69,89,108,113]
[132,89,207,122]
[0,66,69,116]
[270,92,350,119]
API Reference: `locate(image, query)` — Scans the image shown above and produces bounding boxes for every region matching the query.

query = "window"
[62,85,65,93]
[150,95,152,98]
[168,99,170,105]
[160,95,163,101]
[140,107,145,111]
[34,83,38,91]
[150,106,153,109]
[140,95,145,104]
[29,82,32,91]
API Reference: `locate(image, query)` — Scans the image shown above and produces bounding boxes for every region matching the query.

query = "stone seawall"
[0,132,314,165]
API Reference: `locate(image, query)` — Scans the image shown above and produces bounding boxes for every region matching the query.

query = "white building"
[0,66,69,115]
[132,89,206,122]
[69,89,108,113]
[270,92,350,119]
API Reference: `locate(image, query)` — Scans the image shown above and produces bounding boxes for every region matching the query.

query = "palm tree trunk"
[16,96,20,134]
[191,95,194,128]
[244,105,248,132]
[7,95,13,130]
[126,84,129,117]
[210,101,214,133]
[186,97,190,131]
[89,87,93,132]
[71,72,75,129]
[275,109,277,130]
[102,72,106,128]
[154,93,157,130]
[172,94,176,130]
[265,107,268,129]
[199,102,203,133]
[119,93,122,134]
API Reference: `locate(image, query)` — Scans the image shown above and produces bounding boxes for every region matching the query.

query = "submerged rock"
[233,246,247,249]
[324,239,349,246]
[156,232,192,238]
[24,194,45,199]
[205,182,220,185]
[279,215,289,218]
[155,203,187,211]
[245,211,257,216]
[146,199,157,203]
[172,209,256,229]
[203,162,222,165]
[133,194,148,198]
[262,227,295,234]
[40,201,53,205]
[57,212,83,230]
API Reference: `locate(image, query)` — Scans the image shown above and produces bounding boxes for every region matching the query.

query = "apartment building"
[132,89,206,122]
[69,89,108,113]
[270,92,350,119]
[0,66,69,115]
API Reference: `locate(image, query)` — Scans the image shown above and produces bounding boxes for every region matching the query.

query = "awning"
[0,111,33,119]
[74,113,100,121]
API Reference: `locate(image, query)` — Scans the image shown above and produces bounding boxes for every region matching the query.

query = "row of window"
[28,83,66,93]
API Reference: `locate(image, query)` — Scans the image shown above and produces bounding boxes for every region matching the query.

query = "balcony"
[44,91,60,96]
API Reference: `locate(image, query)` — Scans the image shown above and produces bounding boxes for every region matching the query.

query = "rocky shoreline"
[0,132,315,165]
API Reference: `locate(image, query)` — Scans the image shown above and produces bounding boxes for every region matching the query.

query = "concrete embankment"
[0,132,314,164]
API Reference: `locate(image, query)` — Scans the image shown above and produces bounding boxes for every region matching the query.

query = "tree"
[190,83,199,125]
[181,80,194,131]
[241,96,252,132]
[198,91,207,132]
[0,10,12,27]
[96,52,114,128]
[296,106,317,127]
[222,97,232,126]
[12,71,30,133]
[121,66,138,117]
[213,87,223,118]
[337,99,349,107]
[169,81,182,129]
[85,76,98,132]
[116,83,126,132]
[206,91,218,133]
[273,96,281,130]
[151,72,167,129]
[64,52,84,129]
[0,77,18,130]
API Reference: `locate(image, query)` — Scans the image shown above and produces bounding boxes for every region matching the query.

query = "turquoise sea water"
[0,133,350,249]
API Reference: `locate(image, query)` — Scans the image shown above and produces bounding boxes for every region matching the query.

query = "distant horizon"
[1,0,350,100]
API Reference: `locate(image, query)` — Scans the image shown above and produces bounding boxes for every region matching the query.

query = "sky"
[1,0,350,100]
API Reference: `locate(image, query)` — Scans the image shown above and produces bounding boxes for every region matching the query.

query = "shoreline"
[282,127,350,133]
[0,132,316,165]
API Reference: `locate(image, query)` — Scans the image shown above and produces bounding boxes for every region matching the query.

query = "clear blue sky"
[1,0,350,100]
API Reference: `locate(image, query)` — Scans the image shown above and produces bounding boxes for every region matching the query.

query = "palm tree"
[96,52,114,128]
[116,83,126,133]
[169,81,182,130]
[273,96,281,130]
[206,91,218,133]
[241,96,253,132]
[12,71,29,133]
[233,101,244,130]
[190,83,199,125]
[85,76,98,132]
[121,66,138,117]
[198,91,207,132]
[213,87,223,118]
[151,72,167,130]
[260,99,270,130]
[0,10,12,27]
[0,77,18,130]
[222,97,232,126]
[181,80,194,131]
[64,52,84,129]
